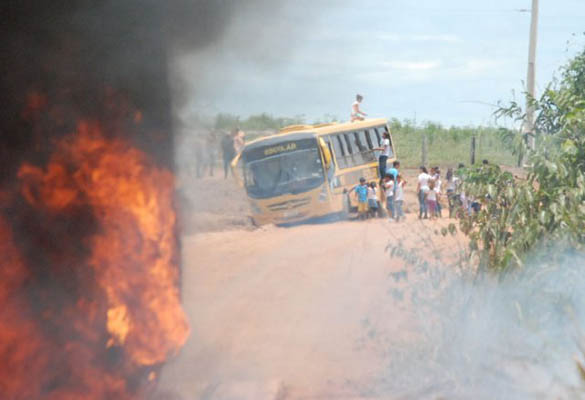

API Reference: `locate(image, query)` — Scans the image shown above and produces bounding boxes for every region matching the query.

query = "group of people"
[348,97,485,222]
[194,128,245,179]
[416,165,448,220]
[348,160,406,222]
[350,159,483,222]
[416,162,488,220]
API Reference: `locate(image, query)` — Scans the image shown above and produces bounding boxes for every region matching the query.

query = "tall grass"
[213,113,517,168]
[389,119,516,168]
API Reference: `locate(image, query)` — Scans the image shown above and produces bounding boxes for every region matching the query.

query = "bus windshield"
[244,148,324,199]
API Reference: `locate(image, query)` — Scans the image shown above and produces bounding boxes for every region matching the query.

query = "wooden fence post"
[470,135,476,165]
[422,133,428,167]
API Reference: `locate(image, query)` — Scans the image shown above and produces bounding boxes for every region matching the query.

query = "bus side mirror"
[319,138,332,169]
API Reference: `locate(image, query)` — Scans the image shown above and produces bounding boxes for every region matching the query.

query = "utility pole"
[525,0,539,151]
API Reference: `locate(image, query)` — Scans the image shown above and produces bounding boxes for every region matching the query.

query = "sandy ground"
[159,169,468,399]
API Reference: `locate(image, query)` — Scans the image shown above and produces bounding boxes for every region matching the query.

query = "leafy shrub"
[462,45,585,271]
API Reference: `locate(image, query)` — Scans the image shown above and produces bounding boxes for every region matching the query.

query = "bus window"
[356,130,375,162]
[365,129,374,150]
[322,137,334,162]
[321,136,336,170]
[338,133,351,166]
[351,131,366,165]
[343,133,353,154]
[353,131,367,152]
[343,133,358,167]
[332,134,347,168]
[329,131,379,169]
[373,127,382,146]
[348,132,360,165]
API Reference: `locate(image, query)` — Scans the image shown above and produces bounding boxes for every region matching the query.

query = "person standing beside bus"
[234,129,246,154]
[373,131,392,179]
[383,174,395,220]
[349,177,369,220]
[350,94,367,122]
[386,160,400,181]
[221,129,237,179]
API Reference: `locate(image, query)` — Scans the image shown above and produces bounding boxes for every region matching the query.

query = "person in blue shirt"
[385,160,400,180]
[349,177,369,220]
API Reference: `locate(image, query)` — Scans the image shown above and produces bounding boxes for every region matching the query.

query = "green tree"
[463,45,585,271]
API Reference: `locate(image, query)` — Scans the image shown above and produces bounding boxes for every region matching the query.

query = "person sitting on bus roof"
[348,177,369,220]
[350,94,367,122]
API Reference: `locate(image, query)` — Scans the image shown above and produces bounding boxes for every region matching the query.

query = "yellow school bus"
[232,118,396,225]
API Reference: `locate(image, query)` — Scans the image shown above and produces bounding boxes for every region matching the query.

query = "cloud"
[377,33,461,43]
[356,57,513,87]
[382,60,442,71]
[459,59,509,75]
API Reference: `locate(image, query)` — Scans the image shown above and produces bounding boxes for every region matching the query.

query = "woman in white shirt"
[416,166,430,219]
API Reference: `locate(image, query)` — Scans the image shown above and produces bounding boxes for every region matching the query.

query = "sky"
[175,0,585,127]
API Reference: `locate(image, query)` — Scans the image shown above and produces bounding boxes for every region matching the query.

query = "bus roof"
[243,118,389,148]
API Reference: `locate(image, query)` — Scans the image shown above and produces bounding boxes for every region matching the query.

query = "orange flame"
[2,121,189,399]
[0,217,50,399]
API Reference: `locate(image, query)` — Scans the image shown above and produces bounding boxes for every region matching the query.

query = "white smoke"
[367,243,585,399]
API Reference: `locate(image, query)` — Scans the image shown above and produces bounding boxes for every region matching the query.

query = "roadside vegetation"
[214,114,517,167]
[388,120,515,168]
[460,45,585,271]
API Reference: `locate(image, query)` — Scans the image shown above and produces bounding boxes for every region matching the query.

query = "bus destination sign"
[244,138,317,162]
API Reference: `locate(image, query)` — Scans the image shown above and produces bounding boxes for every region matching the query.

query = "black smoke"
[0,2,277,398]
[0,0,269,181]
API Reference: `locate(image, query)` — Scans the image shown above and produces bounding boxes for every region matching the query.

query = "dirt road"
[158,215,466,399]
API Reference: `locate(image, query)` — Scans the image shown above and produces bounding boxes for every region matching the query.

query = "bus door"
[318,137,336,200]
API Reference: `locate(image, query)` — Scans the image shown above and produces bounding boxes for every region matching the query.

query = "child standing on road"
[349,177,369,220]
[433,167,443,218]
[367,182,379,218]
[445,167,460,218]
[394,174,406,222]
[383,174,395,220]
[426,179,438,220]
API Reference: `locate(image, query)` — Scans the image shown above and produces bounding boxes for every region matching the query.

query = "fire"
[0,217,50,399]
[1,120,189,399]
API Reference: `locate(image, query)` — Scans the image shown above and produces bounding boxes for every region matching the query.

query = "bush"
[462,45,585,271]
